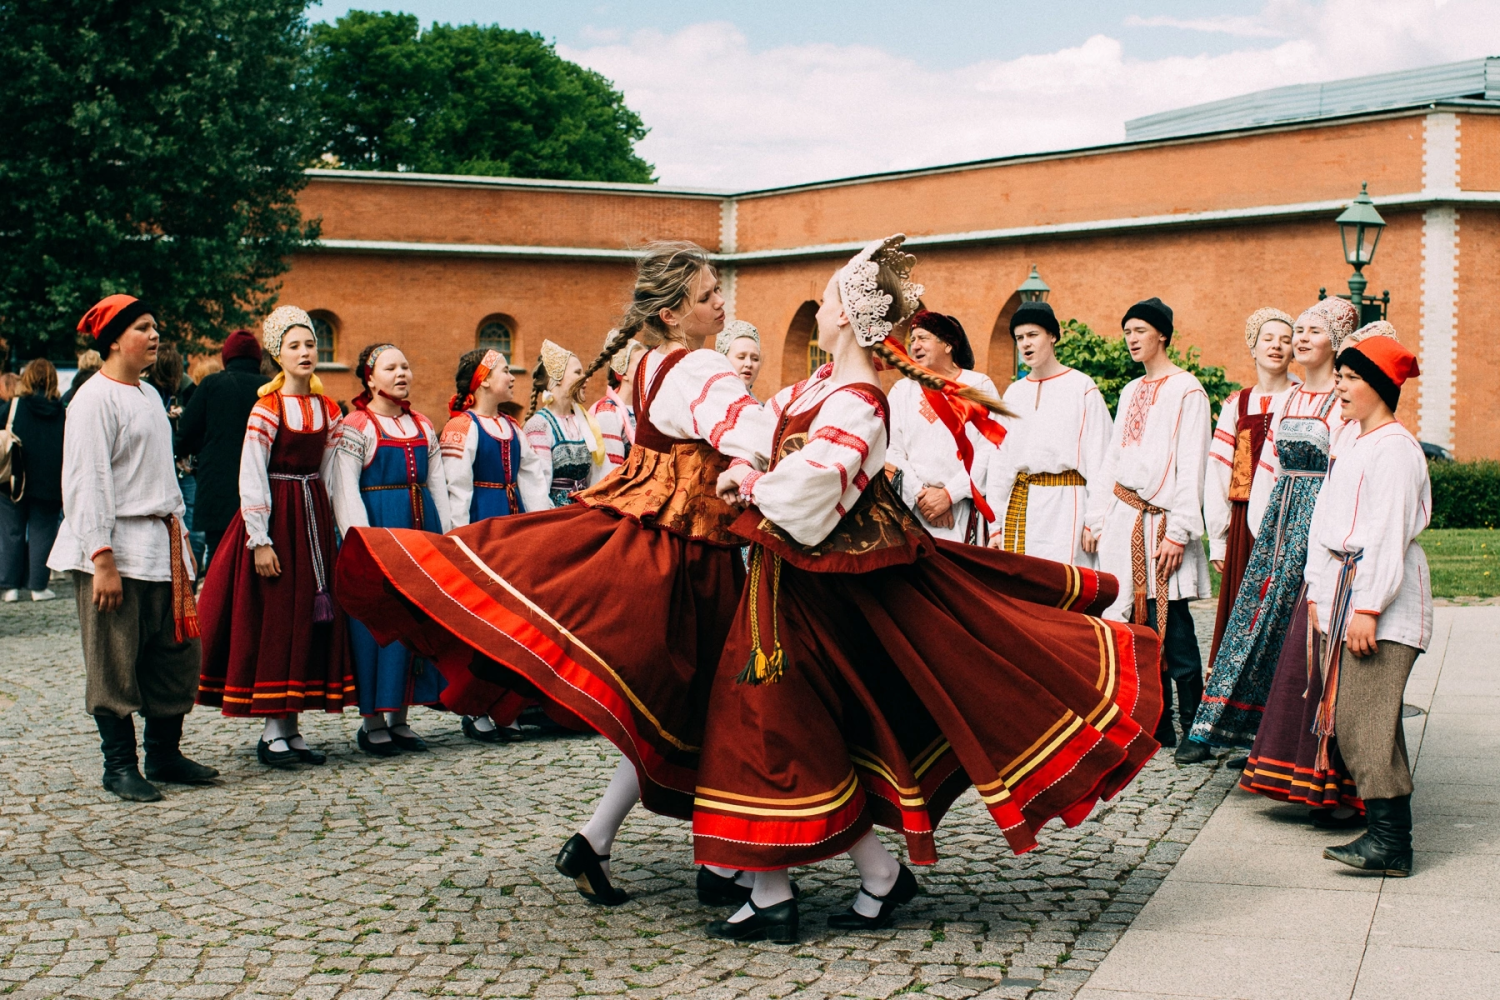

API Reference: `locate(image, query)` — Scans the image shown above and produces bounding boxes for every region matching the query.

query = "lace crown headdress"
[262,305,314,359]
[539,339,574,384]
[602,330,645,378]
[1243,307,1293,350]
[837,234,924,347]
[1297,297,1359,355]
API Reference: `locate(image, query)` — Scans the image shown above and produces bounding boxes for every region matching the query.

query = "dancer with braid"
[590,331,647,470]
[696,236,1163,941]
[336,241,776,907]
[440,348,551,744]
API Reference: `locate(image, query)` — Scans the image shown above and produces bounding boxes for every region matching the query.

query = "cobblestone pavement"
[0,581,1235,1000]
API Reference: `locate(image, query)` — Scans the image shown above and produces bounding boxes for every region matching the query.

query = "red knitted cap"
[1350,334,1420,386]
[77,295,154,351]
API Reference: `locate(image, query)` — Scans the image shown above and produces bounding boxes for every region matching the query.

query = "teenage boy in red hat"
[48,295,218,802]
[1309,332,1429,877]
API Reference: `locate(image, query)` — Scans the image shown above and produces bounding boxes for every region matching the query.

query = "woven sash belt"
[1113,482,1171,637]
[271,472,334,622]
[1001,469,1086,554]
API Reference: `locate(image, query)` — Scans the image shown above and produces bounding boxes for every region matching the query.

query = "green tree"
[310,12,654,183]
[0,0,321,361]
[1043,319,1240,420]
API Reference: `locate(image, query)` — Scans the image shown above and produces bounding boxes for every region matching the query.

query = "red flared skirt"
[692,541,1164,869]
[196,490,355,716]
[335,504,744,818]
[1238,594,1361,810]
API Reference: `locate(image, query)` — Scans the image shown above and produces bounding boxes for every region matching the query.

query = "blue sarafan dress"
[337,408,449,715]
[467,410,526,520]
[1190,388,1338,748]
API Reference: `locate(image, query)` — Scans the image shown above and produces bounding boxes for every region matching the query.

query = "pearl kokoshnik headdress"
[837,234,924,347]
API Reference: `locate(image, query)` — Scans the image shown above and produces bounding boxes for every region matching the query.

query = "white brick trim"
[1419,206,1459,450]
[719,198,738,254]
[720,265,737,323]
[1422,112,1461,193]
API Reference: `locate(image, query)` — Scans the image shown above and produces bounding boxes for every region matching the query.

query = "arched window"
[477,315,514,357]
[781,300,819,388]
[308,310,339,366]
[808,335,831,375]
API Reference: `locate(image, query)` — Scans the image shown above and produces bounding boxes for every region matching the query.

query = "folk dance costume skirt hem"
[691,541,1164,870]
[1238,596,1361,811]
[334,503,744,819]
[196,503,356,717]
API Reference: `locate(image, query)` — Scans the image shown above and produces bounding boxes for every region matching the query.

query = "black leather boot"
[1324,796,1412,876]
[1174,739,1212,764]
[1153,670,1178,748]
[143,715,219,785]
[1176,672,1205,741]
[96,714,162,802]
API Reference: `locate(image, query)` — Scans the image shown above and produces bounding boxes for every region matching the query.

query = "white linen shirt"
[48,372,192,582]
[886,371,1000,541]
[1303,420,1432,650]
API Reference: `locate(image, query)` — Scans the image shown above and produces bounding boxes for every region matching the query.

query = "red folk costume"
[335,344,773,817]
[692,235,1163,872]
[197,308,355,716]
[691,366,1163,869]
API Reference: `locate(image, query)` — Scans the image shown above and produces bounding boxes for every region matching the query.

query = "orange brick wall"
[1455,208,1500,459]
[1461,114,1500,192]
[734,117,1426,252]
[302,178,723,250]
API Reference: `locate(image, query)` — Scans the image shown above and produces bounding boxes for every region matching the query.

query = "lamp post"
[1017,265,1050,304]
[1330,182,1388,324]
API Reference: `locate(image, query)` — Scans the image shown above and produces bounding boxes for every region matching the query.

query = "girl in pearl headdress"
[522,340,609,506]
[197,306,355,768]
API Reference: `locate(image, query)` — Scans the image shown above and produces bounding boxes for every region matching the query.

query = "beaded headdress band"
[262,305,314,359]
[837,234,924,347]
[1297,297,1360,355]
[539,339,574,384]
[1243,307,1294,350]
[361,344,397,383]
[715,319,760,355]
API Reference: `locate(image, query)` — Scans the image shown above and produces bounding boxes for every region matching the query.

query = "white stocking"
[847,830,899,917]
[387,707,415,737]
[362,714,392,742]
[578,758,639,877]
[728,869,793,923]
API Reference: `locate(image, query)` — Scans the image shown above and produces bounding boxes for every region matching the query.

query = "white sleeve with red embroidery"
[650,349,774,466]
[421,416,454,533]
[440,416,478,528]
[331,409,373,534]
[522,412,556,504]
[1204,392,1240,562]
[239,400,280,549]
[591,400,628,467]
[746,386,887,546]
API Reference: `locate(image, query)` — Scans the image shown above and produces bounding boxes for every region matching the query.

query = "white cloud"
[561,0,1500,189]
[1122,15,1285,37]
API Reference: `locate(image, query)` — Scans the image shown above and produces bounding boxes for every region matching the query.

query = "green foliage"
[1428,460,1500,530]
[310,11,654,183]
[0,0,321,360]
[1043,319,1240,420]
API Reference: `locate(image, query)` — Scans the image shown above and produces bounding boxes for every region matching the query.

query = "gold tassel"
[737,548,788,686]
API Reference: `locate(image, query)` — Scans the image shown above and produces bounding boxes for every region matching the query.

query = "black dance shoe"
[1173,740,1212,764]
[555,833,630,906]
[706,897,799,943]
[1225,755,1249,771]
[1310,808,1366,830]
[462,716,523,744]
[288,735,327,765]
[827,864,919,930]
[696,867,801,907]
[257,738,301,768]
[387,726,428,752]
[357,728,402,758]
[1324,796,1412,877]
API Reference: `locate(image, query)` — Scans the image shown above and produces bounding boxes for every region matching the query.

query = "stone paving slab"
[0,579,1235,998]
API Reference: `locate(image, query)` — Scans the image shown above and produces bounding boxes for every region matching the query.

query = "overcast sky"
[312,1,1500,189]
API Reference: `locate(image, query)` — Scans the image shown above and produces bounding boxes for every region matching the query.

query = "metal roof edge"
[302,168,730,200]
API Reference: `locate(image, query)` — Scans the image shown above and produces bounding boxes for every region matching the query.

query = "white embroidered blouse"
[333,408,453,534]
[238,393,344,550]
[439,412,550,525]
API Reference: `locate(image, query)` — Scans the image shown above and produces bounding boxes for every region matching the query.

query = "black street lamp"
[1320,182,1389,324]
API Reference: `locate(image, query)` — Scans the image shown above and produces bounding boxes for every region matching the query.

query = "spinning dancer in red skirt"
[697,236,1164,942]
[335,241,777,907]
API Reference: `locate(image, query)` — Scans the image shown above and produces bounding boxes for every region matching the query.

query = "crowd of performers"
[49,234,1431,945]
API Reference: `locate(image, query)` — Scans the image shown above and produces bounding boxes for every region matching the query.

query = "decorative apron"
[537,409,594,507]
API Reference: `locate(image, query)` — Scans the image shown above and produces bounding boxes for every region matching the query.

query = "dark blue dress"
[348,413,447,715]
[466,410,527,521]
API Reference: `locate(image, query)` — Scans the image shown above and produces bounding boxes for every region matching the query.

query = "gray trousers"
[72,571,201,719]
[1327,637,1421,800]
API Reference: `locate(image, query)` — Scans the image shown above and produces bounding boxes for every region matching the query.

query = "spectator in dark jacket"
[175,330,268,569]
[60,350,103,407]
[1,359,66,601]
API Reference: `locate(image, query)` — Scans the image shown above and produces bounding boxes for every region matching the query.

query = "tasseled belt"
[270,472,334,623]
[1310,551,1361,771]
[360,481,427,527]
[1001,469,1086,554]
[474,479,522,510]
[1113,483,1170,637]
[162,514,200,642]
[736,545,786,686]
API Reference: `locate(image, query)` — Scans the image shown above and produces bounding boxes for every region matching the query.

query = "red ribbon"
[881,334,1006,522]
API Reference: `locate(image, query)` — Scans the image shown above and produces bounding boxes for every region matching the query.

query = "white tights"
[261,714,309,751]
[728,829,899,923]
[578,759,640,877]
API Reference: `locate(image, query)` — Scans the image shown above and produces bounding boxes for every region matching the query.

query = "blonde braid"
[581,325,638,386]
[872,341,1013,417]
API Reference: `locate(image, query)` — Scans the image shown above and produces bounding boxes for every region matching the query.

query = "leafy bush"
[1429,460,1500,529]
[1029,319,1241,421]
